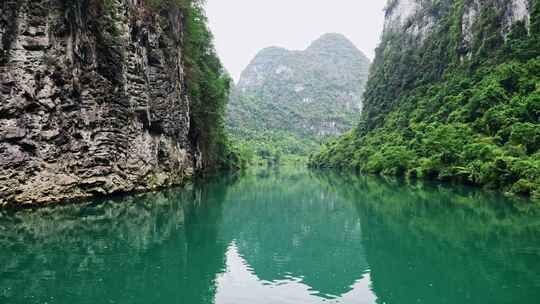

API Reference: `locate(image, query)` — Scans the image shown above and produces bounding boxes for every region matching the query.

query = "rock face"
[384,0,530,45]
[0,0,197,207]
[311,0,540,196]
[227,33,370,155]
[362,0,533,130]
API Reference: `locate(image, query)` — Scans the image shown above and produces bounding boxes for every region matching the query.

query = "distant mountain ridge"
[227,33,371,158]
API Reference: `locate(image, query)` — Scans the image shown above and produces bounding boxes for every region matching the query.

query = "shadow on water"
[1,167,540,304]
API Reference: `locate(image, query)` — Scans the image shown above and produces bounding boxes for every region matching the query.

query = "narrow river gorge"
[1,167,539,304]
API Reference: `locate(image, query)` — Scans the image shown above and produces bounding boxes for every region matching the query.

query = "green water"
[1,168,540,304]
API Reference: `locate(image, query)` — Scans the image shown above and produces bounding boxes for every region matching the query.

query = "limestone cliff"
[311,0,540,197]
[0,1,198,207]
[363,0,534,130]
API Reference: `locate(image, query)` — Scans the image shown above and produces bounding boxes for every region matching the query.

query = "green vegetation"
[227,34,370,165]
[144,0,189,10]
[93,0,243,170]
[227,92,325,165]
[182,1,238,170]
[145,0,242,170]
[310,0,540,198]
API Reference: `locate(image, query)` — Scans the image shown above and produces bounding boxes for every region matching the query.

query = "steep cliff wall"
[362,0,534,130]
[312,0,540,197]
[0,0,198,207]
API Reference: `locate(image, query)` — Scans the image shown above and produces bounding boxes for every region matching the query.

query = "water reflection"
[218,168,371,299]
[215,243,376,304]
[1,167,540,304]
[0,179,231,304]
[316,171,540,304]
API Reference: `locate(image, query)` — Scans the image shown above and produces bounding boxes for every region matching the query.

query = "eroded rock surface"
[0,0,196,207]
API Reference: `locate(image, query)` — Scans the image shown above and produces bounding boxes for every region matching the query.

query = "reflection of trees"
[3,168,539,304]
[219,167,370,299]
[314,171,540,304]
[0,178,233,304]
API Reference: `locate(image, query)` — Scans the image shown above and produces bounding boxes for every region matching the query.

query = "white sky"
[206,0,387,82]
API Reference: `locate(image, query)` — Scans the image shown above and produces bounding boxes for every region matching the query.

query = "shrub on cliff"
[144,0,244,170]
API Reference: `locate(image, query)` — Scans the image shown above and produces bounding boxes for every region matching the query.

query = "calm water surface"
[1,167,540,303]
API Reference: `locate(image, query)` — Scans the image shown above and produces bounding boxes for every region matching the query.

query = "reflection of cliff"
[0,179,231,304]
[3,169,540,304]
[315,171,540,304]
[219,167,370,299]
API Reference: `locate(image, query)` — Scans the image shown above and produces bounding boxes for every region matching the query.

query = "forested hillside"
[310,0,540,198]
[227,34,370,162]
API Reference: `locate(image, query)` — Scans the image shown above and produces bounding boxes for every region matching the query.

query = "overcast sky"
[206,0,387,82]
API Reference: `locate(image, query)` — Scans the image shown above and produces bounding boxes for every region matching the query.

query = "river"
[1,167,540,303]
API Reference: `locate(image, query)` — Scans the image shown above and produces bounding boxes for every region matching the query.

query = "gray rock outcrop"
[0,0,197,207]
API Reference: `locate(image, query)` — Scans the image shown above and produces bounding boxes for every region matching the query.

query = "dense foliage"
[182,1,239,169]
[147,0,242,169]
[311,0,540,198]
[227,34,370,164]
[227,93,324,165]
